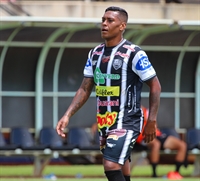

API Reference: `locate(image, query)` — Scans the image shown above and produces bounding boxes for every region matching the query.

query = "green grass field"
[0,164,199,181]
[0,178,200,181]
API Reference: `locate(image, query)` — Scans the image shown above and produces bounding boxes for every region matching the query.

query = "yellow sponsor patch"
[96,86,120,97]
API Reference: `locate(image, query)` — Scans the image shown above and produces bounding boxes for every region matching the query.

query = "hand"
[142,120,156,143]
[56,116,69,137]
[91,123,98,136]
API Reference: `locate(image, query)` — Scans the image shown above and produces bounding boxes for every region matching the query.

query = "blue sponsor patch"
[136,56,151,70]
[85,58,91,67]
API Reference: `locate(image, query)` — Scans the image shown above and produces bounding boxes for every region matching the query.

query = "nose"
[102,20,107,26]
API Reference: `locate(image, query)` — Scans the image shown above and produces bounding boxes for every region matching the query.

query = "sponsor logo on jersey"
[123,44,135,52]
[127,90,132,107]
[115,51,130,58]
[85,58,91,67]
[136,55,151,70]
[92,51,103,56]
[92,60,98,66]
[130,138,136,148]
[94,67,120,84]
[106,142,116,148]
[113,59,122,70]
[98,99,119,106]
[102,55,110,63]
[97,111,118,129]
[96,86,120,97]
[107,129,126,140]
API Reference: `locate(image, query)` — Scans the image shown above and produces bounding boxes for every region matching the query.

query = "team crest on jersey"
[113,59,122,70]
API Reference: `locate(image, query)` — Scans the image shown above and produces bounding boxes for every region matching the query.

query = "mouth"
[101,28,108,32]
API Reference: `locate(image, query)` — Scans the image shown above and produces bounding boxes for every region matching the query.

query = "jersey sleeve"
[83,49,93,78]
[132,50,156,81]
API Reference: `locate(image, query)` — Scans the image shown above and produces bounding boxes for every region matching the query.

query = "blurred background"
[0,0,199,176]
[0,0,199,133]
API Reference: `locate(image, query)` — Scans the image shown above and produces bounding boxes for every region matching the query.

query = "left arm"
[143,76,161,143]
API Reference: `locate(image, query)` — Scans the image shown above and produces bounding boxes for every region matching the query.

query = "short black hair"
[105,6,128,23]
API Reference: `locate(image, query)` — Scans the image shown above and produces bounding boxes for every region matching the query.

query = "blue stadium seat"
[39,127,63,148]
[186,128,200,150]
[10,127,44,150]
[67,127,99,150]
[64,127,100,164]
[39,127,74,150]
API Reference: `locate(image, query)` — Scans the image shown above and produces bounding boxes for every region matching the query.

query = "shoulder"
[122,40,144,55]
[89,43,105,57]
[94,43,105,50]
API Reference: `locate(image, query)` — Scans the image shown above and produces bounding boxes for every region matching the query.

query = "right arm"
[56,77,94,137]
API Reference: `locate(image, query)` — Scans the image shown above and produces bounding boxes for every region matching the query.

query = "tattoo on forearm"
[149,91,160,119]
[64,78,94,118]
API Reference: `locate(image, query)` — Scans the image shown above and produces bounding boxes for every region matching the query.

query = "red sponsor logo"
[97,111,117,129]
[102,55,110,63]
[115,51,130,58]
[97,99,119,106]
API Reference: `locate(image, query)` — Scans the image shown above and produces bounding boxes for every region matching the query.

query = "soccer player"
[56,6,161,181]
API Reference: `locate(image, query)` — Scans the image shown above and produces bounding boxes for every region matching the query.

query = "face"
[101,11,126,41]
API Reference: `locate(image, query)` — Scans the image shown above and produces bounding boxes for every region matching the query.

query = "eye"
[107,19,114,23]
[102,18,105,23]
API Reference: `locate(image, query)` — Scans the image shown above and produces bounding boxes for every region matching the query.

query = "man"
[135,106,187,179]
[56,6,161,181]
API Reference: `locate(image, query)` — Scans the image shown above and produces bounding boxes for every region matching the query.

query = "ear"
[120,22,126,31]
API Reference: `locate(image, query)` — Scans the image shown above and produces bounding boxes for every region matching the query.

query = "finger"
[150,133,156,142]
[148,135,152,143]
[145,135,150,143]
[56,124,62,134]
[57,125,66,138]
[60,132,66,138]
[57,124,64,135]
[150,135,154,142]
[58,127,64,135]
[58,129,65,137]
[153,132,156,139]
[60,127,66,137]
[56,121,61,129]
[146,134,153,143]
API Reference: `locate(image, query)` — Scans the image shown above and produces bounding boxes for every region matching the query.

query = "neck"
[105,37,124,47]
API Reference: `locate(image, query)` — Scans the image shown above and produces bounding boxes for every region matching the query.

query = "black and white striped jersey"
[84,39,156,136]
